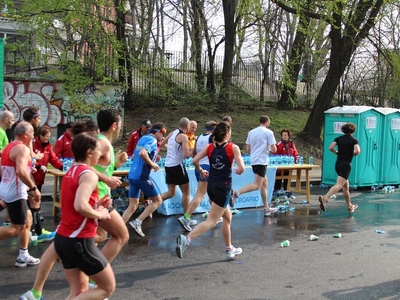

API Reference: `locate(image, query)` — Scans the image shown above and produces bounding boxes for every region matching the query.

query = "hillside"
[115,104,322,164]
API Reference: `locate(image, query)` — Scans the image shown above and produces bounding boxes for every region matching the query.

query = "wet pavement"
[1,187,400,299]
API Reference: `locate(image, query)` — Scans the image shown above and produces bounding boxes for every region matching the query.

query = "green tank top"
[94,134,115,198]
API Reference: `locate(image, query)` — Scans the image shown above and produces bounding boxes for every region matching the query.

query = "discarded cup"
[309,234,319,241]
[333,233,342,238]
[31,235,38,246]
[301,200,308,204]
[375,230,385,234]
[280,240,290,247]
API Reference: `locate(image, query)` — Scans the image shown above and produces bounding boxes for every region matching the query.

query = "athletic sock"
[226,245,233,251]
[31,289,42,299]
[135,218,142,225]
[186,236,191,245]
[184,212,191,220]
[19,248,28,258]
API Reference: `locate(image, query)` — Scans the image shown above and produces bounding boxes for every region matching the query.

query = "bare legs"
[322,176,355,211]
[237,175,270,209]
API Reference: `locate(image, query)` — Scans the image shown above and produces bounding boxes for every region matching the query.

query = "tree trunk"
[302,0,384,141]
[277,7,310,110]
[218,0,238,111]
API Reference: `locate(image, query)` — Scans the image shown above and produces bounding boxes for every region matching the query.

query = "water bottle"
[298,156,303,165]
[375,230,385,234]
[309,156,313,165]
[280,240,290,247]
[31,231,38,246]
[333,233,342,238]
[31,157,37,171]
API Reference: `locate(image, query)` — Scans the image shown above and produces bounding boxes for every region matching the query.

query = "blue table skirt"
[152,167,277,216]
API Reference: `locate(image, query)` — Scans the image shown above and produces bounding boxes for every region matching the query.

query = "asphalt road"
[1,187,400,300]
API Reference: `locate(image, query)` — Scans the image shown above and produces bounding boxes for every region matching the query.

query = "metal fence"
[5,45,280,104]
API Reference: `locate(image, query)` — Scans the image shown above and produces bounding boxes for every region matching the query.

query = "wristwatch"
[27,186,37,193]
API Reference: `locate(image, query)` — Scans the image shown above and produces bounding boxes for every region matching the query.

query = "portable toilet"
[373,107,400,186]
[322,106,383,188]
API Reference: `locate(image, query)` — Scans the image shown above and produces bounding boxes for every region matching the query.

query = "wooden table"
[275,164,319,203]
[47,169,129,218]
[47,169,65,218]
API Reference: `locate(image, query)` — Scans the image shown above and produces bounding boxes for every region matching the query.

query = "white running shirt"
[246,126,276,165]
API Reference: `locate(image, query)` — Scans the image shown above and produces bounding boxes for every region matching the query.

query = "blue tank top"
[207,142,234,182]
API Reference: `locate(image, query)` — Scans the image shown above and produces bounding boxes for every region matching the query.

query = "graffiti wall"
[3,79,124,142]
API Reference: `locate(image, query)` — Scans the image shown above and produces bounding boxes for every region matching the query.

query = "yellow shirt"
[187,133,196,149]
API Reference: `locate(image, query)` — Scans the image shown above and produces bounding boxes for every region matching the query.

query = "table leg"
[53,176,58,218]
[305,169,310,203]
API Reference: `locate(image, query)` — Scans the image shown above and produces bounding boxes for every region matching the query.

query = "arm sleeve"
[49,146,63,169]
[126,134,135,156]
[54,138,63,158]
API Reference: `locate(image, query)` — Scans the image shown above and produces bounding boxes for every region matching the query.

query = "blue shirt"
[128,135,158,180]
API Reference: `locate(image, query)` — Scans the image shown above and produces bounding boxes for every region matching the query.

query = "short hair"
[71,121,98,137]
[14,122,32,136]
[259,115,270,124]
[23,106,40,122]
[178,117,190,129]
[149,122,167,134]
[72,132,98,162]
[205,120,217,130]
[65,122,74,129]
[280,129,291,138]
[0,110,13,122]
[341,123,357,134]
[85,120,99,132]
[213,121,231,143]
[97,109,121,132]
[38,125,52,136]
[222,116,232,124]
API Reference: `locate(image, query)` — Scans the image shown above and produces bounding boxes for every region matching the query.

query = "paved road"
[1,185,400,299]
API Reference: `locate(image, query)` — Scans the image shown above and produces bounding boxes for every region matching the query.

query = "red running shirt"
[57,164,98,238]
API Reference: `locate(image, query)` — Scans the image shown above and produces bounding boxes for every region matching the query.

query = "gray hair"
[178,117,190,129]
[14,122,33,136]
[0,110,14,122]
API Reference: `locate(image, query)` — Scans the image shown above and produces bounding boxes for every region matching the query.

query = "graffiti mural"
[3,80,124,128]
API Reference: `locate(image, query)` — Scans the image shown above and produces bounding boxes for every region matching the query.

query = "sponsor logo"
[237,195,259,203]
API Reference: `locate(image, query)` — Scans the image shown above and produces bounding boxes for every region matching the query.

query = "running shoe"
[176,234,188,258]
[178,216,192,232]
[20,290,43,300]
[15,255,40,267]
[129,220,145,237]
[226,246,243,260]
[229,190,238,207]
[264,207,278,217]
[37,229,55,243]
[2,221,10,227]
[189,218,197,226]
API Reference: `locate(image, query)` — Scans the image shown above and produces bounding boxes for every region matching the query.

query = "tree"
[273,0,386,142]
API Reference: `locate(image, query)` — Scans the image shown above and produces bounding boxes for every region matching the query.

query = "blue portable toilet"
[373,107,400,185]
[322,106,383,188]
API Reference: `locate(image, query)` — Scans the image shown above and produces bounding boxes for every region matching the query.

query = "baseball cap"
[141,119,152,127]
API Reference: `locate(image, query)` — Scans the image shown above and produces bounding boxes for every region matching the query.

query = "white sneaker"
[189,218,197,226]
[20,290,42,300]
[264,207,278,217]
[129,220,145,237]
[15,255,40,267]
[216,217,223,224]
[226,246,243,260]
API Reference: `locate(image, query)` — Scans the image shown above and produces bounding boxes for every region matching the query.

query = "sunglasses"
[160,128,167,136]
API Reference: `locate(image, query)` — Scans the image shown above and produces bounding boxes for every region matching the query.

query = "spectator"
[126,119,152,157]
[274,129,299,191]
[32,126,63,192]
[54,122,74,159]
[0,110,15,156]
[186,120,198,149]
